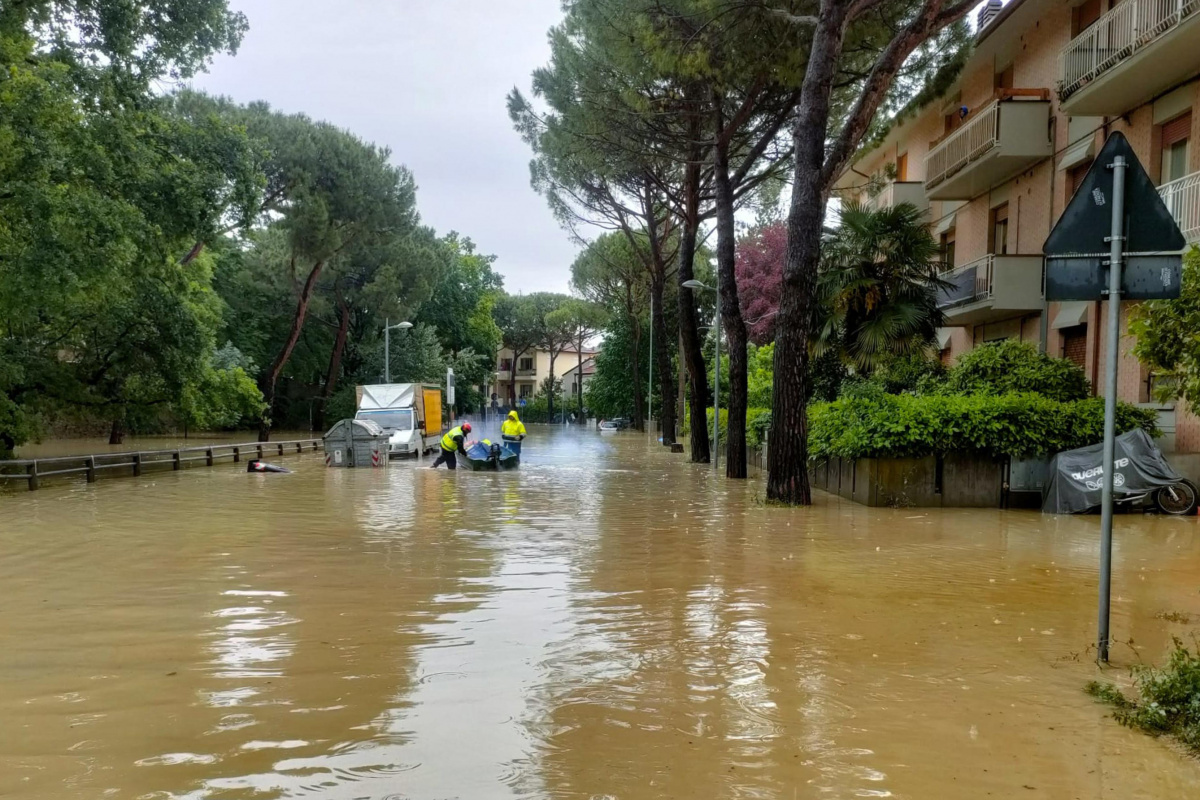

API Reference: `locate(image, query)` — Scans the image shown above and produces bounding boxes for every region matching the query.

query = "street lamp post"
[682,277,720,473]
[384,319,413,382]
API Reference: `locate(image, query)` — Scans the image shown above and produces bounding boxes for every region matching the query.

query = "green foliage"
[1086,639,1200,754]
[585,312,651,420]
[869,348,946,395]
[942,339,1090,402]
[815,202,949,371]
[1131,247,1200,405]
[694,406,772,448]
[807,390,1159,461]
[0,17,261,451]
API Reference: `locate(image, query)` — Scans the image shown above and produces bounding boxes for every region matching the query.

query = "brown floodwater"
[2,425,1200,799]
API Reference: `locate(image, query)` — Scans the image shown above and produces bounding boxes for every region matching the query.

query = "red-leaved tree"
[735,223,786,346]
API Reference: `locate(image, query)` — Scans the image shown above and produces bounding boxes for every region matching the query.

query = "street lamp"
[682,277,721,473]
[384,319,413,382]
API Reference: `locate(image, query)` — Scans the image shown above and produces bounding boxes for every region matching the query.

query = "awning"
[1058,136,1095,171]
[936,328,953,350]
[934,212,956,236]
[1051,301,1090,329]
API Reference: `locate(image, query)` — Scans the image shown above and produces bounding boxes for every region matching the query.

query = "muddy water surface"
[2,426,1200,799]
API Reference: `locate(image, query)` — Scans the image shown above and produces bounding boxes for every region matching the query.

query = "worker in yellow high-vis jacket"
[501,410,526,456]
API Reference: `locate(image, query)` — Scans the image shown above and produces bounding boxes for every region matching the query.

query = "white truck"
[354,384,447,458]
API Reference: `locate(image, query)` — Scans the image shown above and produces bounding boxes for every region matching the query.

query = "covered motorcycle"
[1042,428,1195,514]
[456,440,520,471]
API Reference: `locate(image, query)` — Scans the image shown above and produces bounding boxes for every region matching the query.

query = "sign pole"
[1097,155,1126,664]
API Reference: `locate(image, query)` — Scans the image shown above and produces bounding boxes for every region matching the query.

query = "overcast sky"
[190,0,579,294]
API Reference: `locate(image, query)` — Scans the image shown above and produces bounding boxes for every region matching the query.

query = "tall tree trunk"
[629,319,645,432]
[314,291,350,432]
[258,259,325,441]
[714,121,748,479]
[677,183,710,461]
[651,275,675,444]
[769,6,847,504]
[677,334,686,434]
[108,417,125,445]
[548,351,557,420]
[577,338,585,416]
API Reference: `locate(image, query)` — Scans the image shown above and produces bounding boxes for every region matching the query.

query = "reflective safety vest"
[501,419,526,437]
[441,426,465,451]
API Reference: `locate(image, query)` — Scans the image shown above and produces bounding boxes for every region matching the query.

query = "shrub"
[941,339,1090,401]
[807,391,1158,461]
[1086,638,1200,753]
[685,407,772,447]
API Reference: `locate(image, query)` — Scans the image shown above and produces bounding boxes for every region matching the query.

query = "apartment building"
[487,346,599,406]
[839,0,1200,452]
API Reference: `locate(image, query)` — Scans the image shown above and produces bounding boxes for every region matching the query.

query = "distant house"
[486,346,599,406]
[560,356,597,400]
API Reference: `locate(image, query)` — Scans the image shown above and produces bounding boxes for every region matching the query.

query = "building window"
[940,231,956,271]
[994,63,1014,92]
[519,384,532,398]
[1160,111,1191,184]
[896,152,908,182]
[519,357,534,371]
[1069,160,1093,196]
[1061,324,1087,369]
[1071,0,1102,37]
[989,203,1009,255]
[499,358,512,371]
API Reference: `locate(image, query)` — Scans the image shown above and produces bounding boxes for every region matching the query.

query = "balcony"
[924,97,1053,201]
[515,368,537,378]
[865,181,928,214]
[1059,0,1200,115]
[1159,170,1200,243]
[495,368,512,382]
[938,254,1045,326]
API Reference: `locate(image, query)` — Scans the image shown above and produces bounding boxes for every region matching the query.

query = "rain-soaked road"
[2,424,1200,799]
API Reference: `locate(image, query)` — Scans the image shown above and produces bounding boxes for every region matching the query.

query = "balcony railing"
[938,255,994,310]
[926,101,1001,190]
[1159,170,1200,243]
[516,368,537,377]
[866,181,927,213]
[1060,0,1200,101]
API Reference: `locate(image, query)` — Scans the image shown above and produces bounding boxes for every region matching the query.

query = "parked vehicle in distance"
[355,384,446,457]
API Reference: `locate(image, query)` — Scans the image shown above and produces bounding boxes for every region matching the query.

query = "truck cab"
[354,406,419,456]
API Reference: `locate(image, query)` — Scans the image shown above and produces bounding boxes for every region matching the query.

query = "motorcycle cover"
[1042,428,1180,513]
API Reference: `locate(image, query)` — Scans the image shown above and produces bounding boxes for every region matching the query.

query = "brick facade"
[844,0,1200,452]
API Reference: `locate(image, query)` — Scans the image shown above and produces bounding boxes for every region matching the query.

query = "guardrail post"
[206,448,214,467]
[256,444,263,460]
[232,446,240,463]
[312,440,319,451]
[132,453,142,477]
[173,450,181,471]
[295,442,303,454]
[277,443,284,456]
[26,462,39,491]
[86,456,96,483]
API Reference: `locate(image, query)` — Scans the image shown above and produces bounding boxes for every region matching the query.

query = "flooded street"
[3,425,1200,799]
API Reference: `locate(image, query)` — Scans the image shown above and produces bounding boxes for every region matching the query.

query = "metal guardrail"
[0,438,322,491]
[925,100,1001,190]
[1158,170,1200,242]
[1059,0,1200,101]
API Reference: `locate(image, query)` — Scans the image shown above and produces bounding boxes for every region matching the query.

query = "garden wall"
[809,454,1006,508]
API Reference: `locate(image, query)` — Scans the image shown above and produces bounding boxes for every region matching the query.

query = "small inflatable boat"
[456,440,519,471]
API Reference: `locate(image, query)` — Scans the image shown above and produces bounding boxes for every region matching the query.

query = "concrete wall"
[810,454,1005,508]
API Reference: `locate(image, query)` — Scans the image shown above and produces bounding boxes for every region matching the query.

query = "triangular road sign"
[1045,132,1184,255]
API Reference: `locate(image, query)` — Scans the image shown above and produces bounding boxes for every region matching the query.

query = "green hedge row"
[807,391,1159,461]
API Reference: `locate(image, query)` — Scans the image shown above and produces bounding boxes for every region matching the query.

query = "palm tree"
[814,202,949,372]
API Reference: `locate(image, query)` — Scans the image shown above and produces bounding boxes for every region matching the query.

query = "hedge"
[683,407,772,447]
[807,391,1159,461]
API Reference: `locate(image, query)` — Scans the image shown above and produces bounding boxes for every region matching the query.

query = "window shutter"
[1162,112,1192,147]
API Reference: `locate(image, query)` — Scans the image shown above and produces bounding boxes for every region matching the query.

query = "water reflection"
[1,427,1200,799]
